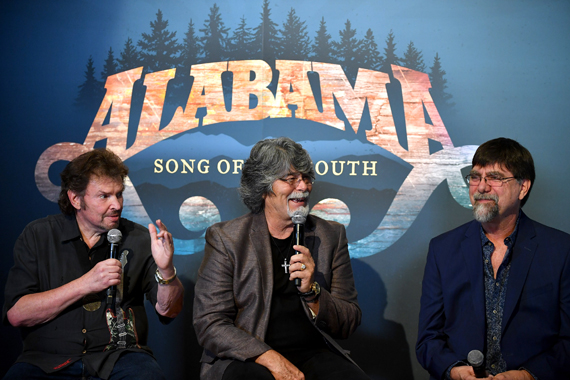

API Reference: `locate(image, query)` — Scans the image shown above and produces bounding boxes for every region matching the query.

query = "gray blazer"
[193,212,362,380]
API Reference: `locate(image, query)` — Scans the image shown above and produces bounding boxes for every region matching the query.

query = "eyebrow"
[470,170,505,177]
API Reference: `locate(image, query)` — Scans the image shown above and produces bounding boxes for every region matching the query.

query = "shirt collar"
[480,210,521,248]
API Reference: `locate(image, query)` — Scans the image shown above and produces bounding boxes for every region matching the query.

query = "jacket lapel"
[502,212,537,332]
[461,220,487,343]
[250,212,274,307]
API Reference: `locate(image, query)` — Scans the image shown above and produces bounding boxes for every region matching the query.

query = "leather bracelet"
[155,267,177,285]
[302,296,319,303]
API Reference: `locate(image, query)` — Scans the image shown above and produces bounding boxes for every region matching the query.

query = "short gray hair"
[239,137,315,214]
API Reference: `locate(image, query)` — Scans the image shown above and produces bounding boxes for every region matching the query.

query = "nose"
[476,177,491,192]
[110,195,123,211]
[295,179,309,192]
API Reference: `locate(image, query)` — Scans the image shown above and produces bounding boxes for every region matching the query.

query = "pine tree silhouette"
[180,19,200,74]
[380,29,400,74]
[279,7,310,60]
[101,47,119,80]
[332,19,363,83]
[200,4,230,63]
[75,56,104,109]
[401,41,426,72]
[429,52,455,111]
[228,16,254,61]
[117,37,141,72]
[311,17,334,63]
[361,28,383,71]
[252,0,279,64]
[138,9,181,72]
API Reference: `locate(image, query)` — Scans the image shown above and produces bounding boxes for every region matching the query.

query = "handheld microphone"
[291,212,306,287]
[467,350,487,378]
[106,229,122,306]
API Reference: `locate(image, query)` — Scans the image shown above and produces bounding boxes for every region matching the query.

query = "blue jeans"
[3,352,166,380]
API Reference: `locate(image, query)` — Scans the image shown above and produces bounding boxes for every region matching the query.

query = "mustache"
[473,192,498,202]
[287,191,310,201]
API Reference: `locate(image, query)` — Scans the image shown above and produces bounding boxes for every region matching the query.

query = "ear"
[518,179,531,201]
[68,190,82,211]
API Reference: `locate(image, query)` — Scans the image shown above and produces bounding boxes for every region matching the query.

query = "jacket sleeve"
[312,222,362,339]
[416,238,463,379]
[192,224,272,362]
[518,240,570,380]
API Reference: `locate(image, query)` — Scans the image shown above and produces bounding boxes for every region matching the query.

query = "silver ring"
[301,264,306,271]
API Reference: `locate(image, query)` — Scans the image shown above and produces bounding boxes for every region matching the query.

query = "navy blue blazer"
[416,212,570,380]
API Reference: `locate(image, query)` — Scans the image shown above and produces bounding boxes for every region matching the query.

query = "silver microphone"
[291,211,307,287]
[106,229,122,306]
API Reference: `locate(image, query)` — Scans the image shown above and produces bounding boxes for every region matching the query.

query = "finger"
[156,219,168,232]
[148,223,158,241]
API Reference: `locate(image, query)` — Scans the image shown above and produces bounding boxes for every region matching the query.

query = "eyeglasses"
[278,174,314,187]
[465,174,517,187]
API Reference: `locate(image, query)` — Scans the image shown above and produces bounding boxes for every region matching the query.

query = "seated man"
[3,148,184,379]
[193,137,370,380]
[416,138,570,380]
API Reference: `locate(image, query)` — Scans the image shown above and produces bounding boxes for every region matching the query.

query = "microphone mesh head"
[467,350,484,367]
[107,229,122,244]
[291,210,307,225]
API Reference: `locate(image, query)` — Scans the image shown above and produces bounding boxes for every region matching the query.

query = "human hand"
[255,350,304,380]
[149,219,175,278]
[289,245,315,293]
[494,370,533,380]
[81,259,122,294]
[450,366,493,380]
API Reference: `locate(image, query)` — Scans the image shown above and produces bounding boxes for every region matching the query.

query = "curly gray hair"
[238,137,315,214]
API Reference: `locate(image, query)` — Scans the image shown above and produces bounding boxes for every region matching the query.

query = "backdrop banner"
[2,1,569,379]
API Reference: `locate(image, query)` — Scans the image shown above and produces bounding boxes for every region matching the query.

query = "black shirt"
[264,233,326,355]
[2,214,163,378]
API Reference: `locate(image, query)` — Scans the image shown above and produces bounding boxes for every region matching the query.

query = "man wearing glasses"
[193,137,369,380]
[416,138,570,380]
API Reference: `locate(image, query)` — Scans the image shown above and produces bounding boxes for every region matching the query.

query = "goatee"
[472,192,499,223]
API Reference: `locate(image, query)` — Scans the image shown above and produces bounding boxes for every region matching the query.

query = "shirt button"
[82,350,87,354]
[491,364,496,369]
[495,282,499,286]
[493,336,497,341]
[493,310,497,314]
[82,329,87,333]
[485,259,489,263]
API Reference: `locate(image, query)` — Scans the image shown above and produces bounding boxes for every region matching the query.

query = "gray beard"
[287,191,310,219]
[472,193,499,223]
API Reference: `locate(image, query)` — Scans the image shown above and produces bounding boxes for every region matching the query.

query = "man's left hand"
[494,370,534,380]
[289,245,315,293]
[149,219,175,278]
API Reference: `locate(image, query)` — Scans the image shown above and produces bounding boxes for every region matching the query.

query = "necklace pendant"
[281,258,290,274]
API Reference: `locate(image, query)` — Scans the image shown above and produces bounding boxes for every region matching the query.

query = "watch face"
[312,282,321,295]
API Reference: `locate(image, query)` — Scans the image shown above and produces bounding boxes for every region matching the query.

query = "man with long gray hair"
[193,137,369,380]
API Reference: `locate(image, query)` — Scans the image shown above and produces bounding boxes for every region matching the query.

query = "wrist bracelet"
[302,296,319,303]
[155,267,177,285]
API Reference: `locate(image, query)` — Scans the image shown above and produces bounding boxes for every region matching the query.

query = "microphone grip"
[106,243,118,306]
[293,223,304,287]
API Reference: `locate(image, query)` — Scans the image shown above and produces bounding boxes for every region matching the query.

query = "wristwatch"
[155,267,177,285]
[299,281,321,299]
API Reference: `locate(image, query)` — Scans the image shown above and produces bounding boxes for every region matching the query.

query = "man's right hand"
[7,258,122,328]
[255,350,305,380]
[450,366,494,380]
[81,258,122,294]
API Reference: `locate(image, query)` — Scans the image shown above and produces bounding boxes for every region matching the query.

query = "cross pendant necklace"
[281,258,290,274]
[271,233,294,274]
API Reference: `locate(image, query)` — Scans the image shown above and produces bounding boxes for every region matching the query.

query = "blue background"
[1,1,569,378]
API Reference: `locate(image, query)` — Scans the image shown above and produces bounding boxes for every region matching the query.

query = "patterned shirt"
[480,219,518,374]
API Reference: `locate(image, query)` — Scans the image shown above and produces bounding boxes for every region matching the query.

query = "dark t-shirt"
[2,214,163,378]
[264,233,327,354]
